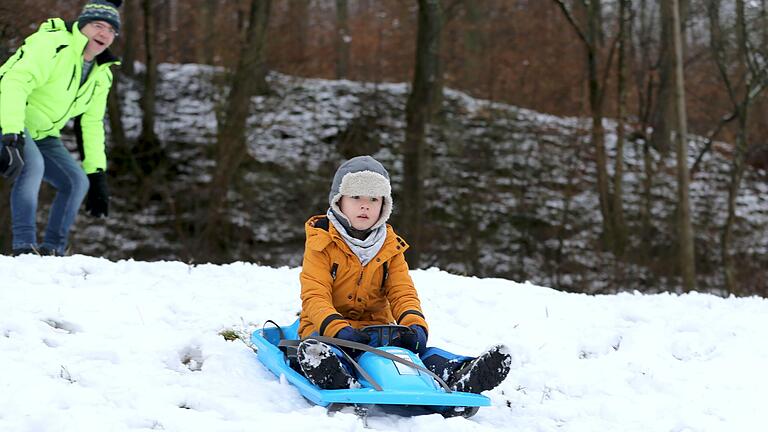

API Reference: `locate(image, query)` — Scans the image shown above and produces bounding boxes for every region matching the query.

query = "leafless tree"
[203,0,271,259]
[671,0,696,292]
[707,0,768,294]
[120,0,137,76]
[137,0,160,173]
[552,0,619,253]
[402,0,443,267]
[613,0,630,257]
[650,0,689,155]
[106,75,126,150]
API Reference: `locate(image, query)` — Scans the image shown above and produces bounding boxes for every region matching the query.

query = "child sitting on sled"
[295,155,511,393]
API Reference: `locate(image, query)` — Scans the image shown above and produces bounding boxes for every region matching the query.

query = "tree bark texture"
[106,73,126,151]
[553,0,615,251]
[138,0,160,165]
[650,0,689,155]
[120,0,137,76]
[709,0,766,294]
[671,0,696,292]
[203,0,271,258]
[612,0,629,257]
[402,0,442,268]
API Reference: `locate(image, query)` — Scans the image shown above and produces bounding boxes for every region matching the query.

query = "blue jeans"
[9,131,88,254]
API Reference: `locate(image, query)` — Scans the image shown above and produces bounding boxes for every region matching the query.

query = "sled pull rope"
[280,336,453,393]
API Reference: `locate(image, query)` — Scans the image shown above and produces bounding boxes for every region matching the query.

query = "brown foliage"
[5,0,764,150]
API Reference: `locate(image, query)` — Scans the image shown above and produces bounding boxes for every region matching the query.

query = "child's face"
[339,195,383,231]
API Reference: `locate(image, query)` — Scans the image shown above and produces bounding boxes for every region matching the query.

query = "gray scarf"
[327,209,387,266]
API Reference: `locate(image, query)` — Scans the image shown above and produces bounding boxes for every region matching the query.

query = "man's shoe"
[12,247,38,256]
[447,344,512,394]
[12,246,58,256]
[297,339,359,390]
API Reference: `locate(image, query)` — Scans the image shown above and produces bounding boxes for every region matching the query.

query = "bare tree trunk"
[613,0,629,257]
[671,0,696,292]
[335,0,350,79]
[195,0,217,65]
[203,0,271,260]
[120,0,137,76]
[402,0,442,268]
[722,109,748,294]
[553,0,615,251]
[650,0,688,155]
[137,0,160,173]
[629,0,657,265]
[649,0,674,156]
[106,73,126,150]
[710,0,766,295]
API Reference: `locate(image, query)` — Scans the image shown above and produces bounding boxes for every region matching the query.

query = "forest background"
[1,0,767,297]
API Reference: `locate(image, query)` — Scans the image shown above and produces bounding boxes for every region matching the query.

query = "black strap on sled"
[278,336,452,393]
[262,319,285,340]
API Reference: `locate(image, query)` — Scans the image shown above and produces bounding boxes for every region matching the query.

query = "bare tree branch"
[690,111,737,175]
[552,0,590,48]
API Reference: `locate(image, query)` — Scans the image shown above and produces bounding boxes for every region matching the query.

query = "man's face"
[81,20,116,60]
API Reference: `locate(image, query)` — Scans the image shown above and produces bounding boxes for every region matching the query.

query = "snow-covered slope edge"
[1,255,765,431]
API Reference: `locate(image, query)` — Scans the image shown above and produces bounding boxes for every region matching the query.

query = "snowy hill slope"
[1,255,766,431]
[59,63,768,294]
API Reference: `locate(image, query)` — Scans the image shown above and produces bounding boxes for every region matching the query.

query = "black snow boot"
[448,344,512,394]
[297,339,359,390]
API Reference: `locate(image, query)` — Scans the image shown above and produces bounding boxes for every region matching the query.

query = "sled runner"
[251,320,490,419]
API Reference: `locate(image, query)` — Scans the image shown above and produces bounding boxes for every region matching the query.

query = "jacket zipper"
[83,82,98,106]
[65,64,76,91]
[44,63,101,132]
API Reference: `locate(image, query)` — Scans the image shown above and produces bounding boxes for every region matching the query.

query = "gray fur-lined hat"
[329,155,392,230]
[78,0,122,33]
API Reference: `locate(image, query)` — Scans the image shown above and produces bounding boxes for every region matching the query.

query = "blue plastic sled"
[251,320,491,418]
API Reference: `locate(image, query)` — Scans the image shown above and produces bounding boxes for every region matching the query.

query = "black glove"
[335,326,372,357]
[393,325,428,355]
[0,133,25,182]
[85,170,109,217]
[335,326,372,345]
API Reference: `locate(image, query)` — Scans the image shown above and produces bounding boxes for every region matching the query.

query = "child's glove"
[1,133,25,182]
[394,325,428,355]
[335,326,371,345]
[335,326,372,358]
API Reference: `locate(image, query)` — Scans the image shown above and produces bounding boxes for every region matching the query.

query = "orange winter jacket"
[298,214,429,339]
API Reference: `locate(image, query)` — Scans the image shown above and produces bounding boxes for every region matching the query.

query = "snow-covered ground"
[1,255,766,431]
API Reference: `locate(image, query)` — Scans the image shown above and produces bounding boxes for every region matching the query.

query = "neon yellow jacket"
[0,18,119,173]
